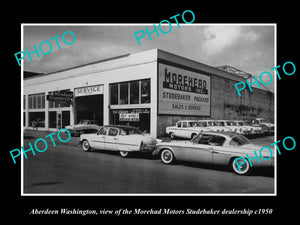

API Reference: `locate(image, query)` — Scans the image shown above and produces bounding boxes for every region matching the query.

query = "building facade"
[23,49,274,137]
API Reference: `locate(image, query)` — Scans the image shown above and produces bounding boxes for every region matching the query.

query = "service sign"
[74,84,103,97]
[158,63,211,116]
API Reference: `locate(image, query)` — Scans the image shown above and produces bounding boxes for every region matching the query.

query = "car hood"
[261,123,274,127]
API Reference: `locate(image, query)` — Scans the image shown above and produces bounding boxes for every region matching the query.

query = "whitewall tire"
[82,140,91,152]
[231,157,251,175]
[161,149,175,164]
[120,151,130,158]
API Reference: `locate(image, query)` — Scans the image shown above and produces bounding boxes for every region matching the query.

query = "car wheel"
[231,157,251,175]
[82,140,91,152]
[120,151,130,158]
[170,132,175,139]
[161,149,175,164]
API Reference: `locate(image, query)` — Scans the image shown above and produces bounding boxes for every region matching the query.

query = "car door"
[90,126,107,149]
[184,134,214,164]
[173,122,182,138]
[182,121,192,139]
[105,127,119,151]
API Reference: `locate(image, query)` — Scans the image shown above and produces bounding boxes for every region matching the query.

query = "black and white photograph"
[4,5,298,221]
[21,24,275,195]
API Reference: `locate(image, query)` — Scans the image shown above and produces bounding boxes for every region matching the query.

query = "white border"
[21,23,277,196]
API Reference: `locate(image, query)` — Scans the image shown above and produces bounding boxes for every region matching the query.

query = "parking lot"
[23,130,275,194]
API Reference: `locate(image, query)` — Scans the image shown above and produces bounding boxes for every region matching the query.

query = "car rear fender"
[117,137,140,152]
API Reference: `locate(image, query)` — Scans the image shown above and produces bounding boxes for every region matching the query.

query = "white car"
[251,118,274,134]
[166,120,212,140]
[65,119,101,136]
[198,120,232,132]
[80,125,157,157]
[154,132,274,175]
[232,120,262,135]
[218,120,262,135]
[217,120,244,134]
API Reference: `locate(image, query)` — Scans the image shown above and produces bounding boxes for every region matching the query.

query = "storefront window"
[141,79,150,103]
[29,112,45,128]
[110,108,150,133]
[110,79,150,105]
[130,80,139,104]
[110,83,118,105]
[120,82,128,104]
[23,95,26,110]
[28,93,45,109]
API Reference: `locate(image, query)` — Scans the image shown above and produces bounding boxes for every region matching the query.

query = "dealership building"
[23,48,274,137]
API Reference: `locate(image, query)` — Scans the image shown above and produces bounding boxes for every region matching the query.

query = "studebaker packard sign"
[158,63,211,116]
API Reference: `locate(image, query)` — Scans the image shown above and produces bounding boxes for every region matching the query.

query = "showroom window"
[28,93,45,109]
[110,83,118,105]
[110,79,150,105]
[141,79,150,103]
[120,82,129,104]
[129,80,139,104]
[23,95,26,110]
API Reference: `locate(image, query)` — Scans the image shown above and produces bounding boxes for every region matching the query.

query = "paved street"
[23,130,275,194]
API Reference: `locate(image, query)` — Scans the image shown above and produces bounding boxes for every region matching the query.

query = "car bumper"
[140,145,157,153]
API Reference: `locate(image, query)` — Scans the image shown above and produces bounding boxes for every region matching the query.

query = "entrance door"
[75,94,103,125]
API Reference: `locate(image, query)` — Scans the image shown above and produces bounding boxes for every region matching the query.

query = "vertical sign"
[158,63,211,116]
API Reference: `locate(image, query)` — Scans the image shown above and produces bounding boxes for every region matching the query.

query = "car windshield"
[216,121,225,126]
[207,121,215,126]
[234,121,243,126]
[189,122,205,127]
[119,127,143,135]
[241,121,250,125]
[229,135,251,146]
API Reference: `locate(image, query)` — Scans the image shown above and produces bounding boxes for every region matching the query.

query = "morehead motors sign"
[158,63,211,116]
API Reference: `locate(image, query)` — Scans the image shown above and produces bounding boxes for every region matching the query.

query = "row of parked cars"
[78,121,274,175]
[166,118,274,140]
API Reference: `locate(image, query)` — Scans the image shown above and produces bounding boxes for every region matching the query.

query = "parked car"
[65,120,101,136]
[80,125,157,157]
[232,120,256,135]
[250,118,274,134]
[153,132,273,175]
[235,120,263,135]
[166,120,212,140]
[198,120,232,132]
[217,120,247,135]
[246,119,269,135]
